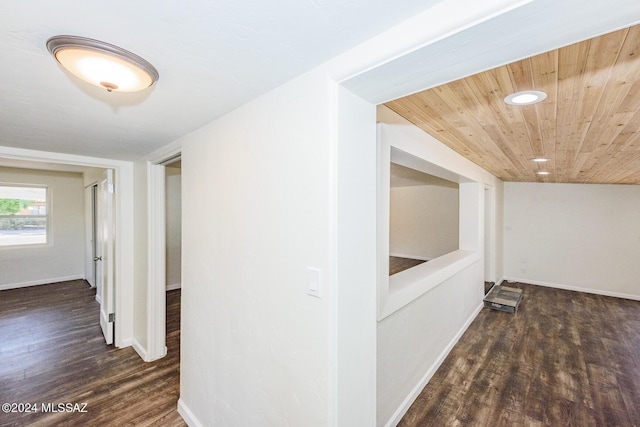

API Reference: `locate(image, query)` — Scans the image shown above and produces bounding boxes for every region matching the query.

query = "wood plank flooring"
[5,280,638,426]
[390,256,427,276]
[399,282,640,426]
[0,280,184,427]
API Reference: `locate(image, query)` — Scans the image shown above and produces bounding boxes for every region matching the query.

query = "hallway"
[0,280,183,426]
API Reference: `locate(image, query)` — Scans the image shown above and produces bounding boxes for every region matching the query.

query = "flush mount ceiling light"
[532,157,550,162]
[46,35,159,93]
[504,90,547,106]
[536,171,550,175]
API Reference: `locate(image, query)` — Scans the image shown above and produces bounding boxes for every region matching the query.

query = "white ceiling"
[0,0,436,161]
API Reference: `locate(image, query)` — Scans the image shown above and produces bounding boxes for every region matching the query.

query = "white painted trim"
[166,283,182,291]
[146,162,167,361]
[145,140,182,165]
[389,253,431,262]
[0,275,84,291]
[0,146,128,169]
[95,293,101,304]
[333,86,378,425]
[328,0,535,89]
[177,399,204,427]
[337,0,640,104]
[132,338,149,362]
[377,121,486,320]
[382,250,480,319]
[384,302,484,427]
[503,277,640,301]
[143,143,183,364]
[483,185,496,283]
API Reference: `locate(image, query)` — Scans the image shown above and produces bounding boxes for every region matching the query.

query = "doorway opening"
[0,161,115,341]
[83,168,116,344]
[164,158,182,293]
[164,158,182,361]
[146,149,182,362]
[0,151,134,349]
[85,183,98,292]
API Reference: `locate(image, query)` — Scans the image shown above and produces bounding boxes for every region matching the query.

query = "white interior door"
[97,170,115,345]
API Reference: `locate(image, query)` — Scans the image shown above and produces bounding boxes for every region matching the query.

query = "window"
[0,185,48,247]
[389,163,460,275]
[377,130,481,320]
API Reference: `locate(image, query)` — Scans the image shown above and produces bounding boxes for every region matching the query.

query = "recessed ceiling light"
[532,157,550,162]
[46,35,159,93]
[504,90,547,106]
[536,171,550,175]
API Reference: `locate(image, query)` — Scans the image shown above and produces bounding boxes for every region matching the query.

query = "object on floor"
[484,281,495,295]
[483,285,523,313]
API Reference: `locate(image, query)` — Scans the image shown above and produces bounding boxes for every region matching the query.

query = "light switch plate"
[307,267,321,298]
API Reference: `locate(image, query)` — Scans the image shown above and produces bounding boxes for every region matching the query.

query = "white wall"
[390,184,459,260]
[378,261,482,420]
[178,70,333,427]
[376,107,503,426]
[160,1,635,424]
[165,166,181,290]
[493,183,505,284]
[504,182,640,299]
[83,168,105,187]
[132,160,149,354]
[0,167,85,289]
[334,85,378,426]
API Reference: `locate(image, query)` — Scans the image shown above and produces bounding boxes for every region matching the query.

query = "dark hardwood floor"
[5,280,638,426]
[0,280,184,427]
[390,256,427,276]
[399,282,640,427]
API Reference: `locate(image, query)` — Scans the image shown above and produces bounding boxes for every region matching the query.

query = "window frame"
[377,127,481,320]
[0,184,50,248]
[389,162,461,264]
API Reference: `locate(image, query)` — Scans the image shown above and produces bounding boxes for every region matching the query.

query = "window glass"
[0,185,47,246]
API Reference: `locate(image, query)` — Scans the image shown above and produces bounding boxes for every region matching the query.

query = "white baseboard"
[117,338,133,349]
[166,283,182,291]
[503,277,640,301]
[389,253,431,261]
[178,399,204,427]
[132,338,148,361]
[384,301,484,427]
[0,275,85,291]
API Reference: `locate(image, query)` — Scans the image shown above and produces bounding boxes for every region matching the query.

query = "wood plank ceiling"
[385,24,640,184]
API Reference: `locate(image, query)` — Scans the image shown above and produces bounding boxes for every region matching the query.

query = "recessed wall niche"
[389,163,459,276]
